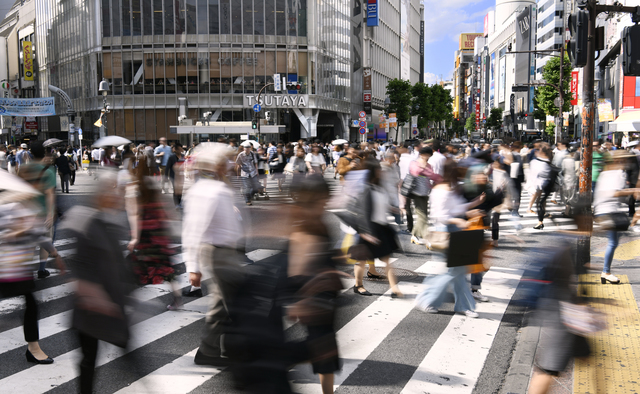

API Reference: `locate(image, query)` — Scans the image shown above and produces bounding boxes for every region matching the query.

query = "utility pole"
[556,44,564,145]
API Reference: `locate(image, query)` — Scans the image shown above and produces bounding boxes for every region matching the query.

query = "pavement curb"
[500,321,540,394]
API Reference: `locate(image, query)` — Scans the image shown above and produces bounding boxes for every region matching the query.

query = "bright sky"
[423,0,494,85]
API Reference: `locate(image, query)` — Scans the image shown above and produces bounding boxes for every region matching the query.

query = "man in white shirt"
[182,143,244,367]
[426,139,447,177]
[398,143,415,234]
[550,140,569,204]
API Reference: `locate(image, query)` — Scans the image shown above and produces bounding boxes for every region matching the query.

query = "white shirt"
[398,153,414,180]
[594,169,626,216]
[429,188,474,227]
[182,178,243,274]
[305,152,325,166]
[427,151,447,176]
[91,149,100,160]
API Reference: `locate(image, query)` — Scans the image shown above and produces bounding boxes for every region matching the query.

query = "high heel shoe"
[601,274,620,284]
[411,236,425,245]
[353,285,372,296]
[533,223,544,230]
[367,271,386,279]
[25,349,53,364]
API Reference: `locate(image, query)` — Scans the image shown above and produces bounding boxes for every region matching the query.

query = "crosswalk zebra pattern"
[0,236,526,394]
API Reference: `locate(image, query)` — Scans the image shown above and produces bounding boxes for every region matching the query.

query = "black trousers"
[0,282,38,342]
[404,197,414,232]
[511,178,522,212]
[70,170,76,185]
[538,189,550,222]
[78,332,99,394]
[629,195,636,217]
[492,212,501,241]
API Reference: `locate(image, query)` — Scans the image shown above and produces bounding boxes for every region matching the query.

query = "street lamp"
[98,79,110,137]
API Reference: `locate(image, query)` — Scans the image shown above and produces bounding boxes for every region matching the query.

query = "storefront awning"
[609,109,640,132]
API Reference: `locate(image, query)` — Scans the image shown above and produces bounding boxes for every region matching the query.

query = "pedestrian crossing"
[0,237,528,393]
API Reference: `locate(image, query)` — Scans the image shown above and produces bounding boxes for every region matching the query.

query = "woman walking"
[409,147,441,246]
[269,145,287,192]
[414,160,485,317]
[532,146,553,230]
[306,145,326,175]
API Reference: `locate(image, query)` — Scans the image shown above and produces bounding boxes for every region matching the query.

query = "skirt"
[359,223,398,259]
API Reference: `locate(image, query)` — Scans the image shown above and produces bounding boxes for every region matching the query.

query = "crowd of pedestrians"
[1,134,639,394]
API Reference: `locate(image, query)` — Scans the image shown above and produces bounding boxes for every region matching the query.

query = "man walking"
[183,143,244,367]
[235,142,260,206]
[154,137,173,193]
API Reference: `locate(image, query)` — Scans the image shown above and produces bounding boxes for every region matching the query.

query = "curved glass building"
[35,0,351,143]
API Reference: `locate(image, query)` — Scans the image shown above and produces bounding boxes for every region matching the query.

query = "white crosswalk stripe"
[0,233,534,394]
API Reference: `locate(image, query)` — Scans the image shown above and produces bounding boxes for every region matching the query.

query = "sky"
[422,0,495,85]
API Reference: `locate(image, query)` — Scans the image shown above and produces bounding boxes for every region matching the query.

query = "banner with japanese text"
[23,42,34,81]
[0,97,56,117]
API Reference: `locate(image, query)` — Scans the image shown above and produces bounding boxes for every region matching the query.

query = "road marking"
[291,281,423,393]
[414,261,448,276]
[400,267,522,394]
[592,238,640,261]
[113,348,222,394]
[0,296,211,393]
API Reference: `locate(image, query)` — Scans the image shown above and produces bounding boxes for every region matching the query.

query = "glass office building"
[35,0,351,142]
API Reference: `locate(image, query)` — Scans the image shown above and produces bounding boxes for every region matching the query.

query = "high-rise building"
[535,0,566,78]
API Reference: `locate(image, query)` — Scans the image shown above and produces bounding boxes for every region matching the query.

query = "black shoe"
[353,285,372,296]
[37,270,50,279]
[533,223,544,230]
[400,229,412,235]
[26,350,53,364]
[194,349,232,367]
[182,287,203,297]
[367,271,386,280]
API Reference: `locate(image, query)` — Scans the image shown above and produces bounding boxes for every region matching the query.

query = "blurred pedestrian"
[65,147,79,186]
[533,146,554,230]
[236,142,261,206]
[409,147,441,246]
[55,147,71,193]
[166,143,186,208]
[306,144,326,175]
[269,145,287,192]
[183,143,245,367]
[154,138,172,193]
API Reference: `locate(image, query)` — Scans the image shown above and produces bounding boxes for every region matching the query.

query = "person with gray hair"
[182,143,245,367]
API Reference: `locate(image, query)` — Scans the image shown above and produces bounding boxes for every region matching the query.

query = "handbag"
[597,212,630,231]
[559,301,607,335]
[426,231,449,251]
[400,174,417,197]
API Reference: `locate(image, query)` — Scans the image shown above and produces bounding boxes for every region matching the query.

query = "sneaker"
[464,310,479,318]
[411,236,426,245]
[37,269,51,279]
[472,291,489,302]
[161,189,166,194]
[633,225,640,233]
[418,305,439,314]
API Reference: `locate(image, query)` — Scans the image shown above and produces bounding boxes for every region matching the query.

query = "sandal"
[367,271,386,279]
[353,285,372,296]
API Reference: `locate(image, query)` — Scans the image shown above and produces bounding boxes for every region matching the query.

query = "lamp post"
[98,79,110,138]
[384,97,391,141]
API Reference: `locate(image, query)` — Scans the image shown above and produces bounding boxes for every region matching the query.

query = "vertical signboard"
[400,0,410,80]
[475,93,481,130]
[367,0,379,26]
[571,71,579,105]
[499,50,506,103]
[420,20,425,82]
[515,6,531,111]
[23,41,33,81]
[363,67,372,114]
[490,53,495,108]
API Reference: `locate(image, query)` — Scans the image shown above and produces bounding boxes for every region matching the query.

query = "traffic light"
[285,81,301,90]
[265,111,271,121]
[251,119,257,129]
[622,24,640,76]
[568,10,589,68]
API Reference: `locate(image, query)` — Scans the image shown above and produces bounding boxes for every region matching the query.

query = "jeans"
[59,173,70,193]
[415,223,476,312]
[471,271,484,291]
[242,175,261,203]
[603,230,619,274]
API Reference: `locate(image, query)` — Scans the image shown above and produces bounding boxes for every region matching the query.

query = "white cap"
[240,141,252,148]
[192,143,234,172]
[20,143,27,148]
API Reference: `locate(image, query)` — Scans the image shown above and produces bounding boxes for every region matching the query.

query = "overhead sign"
[363,93,372,102]
[23,42,34,81]
[366,0,379,27]
[253,104,262,112]
[245,95,308,108]
[359,127,367,134]
[0,97,56,117]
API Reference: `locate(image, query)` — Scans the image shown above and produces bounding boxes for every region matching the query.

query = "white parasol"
[0,170,42,205]
[93,136,132,148]
[332,139,348,146]
[43,138,63,147]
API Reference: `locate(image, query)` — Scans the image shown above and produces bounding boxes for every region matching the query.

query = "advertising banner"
[459,33,483,51]
[490,53,495,108]
[0,97,56,117]
[23,42,34,81]
[25,116,38,130]
[571,71,579,105]
[400,0,410,80]
[363,67,372,91]
[499,55,506,103]
[515,6,531,111]
[475,94,481,130]
[367,0,379,27]
[598,98,614,122]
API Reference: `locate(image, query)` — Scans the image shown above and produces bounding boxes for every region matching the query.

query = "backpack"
[7,153,16,167]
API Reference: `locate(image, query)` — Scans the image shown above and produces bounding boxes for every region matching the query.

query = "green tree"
[545,122,555,139]
[411,82,433,130]
[386,78,412,141]
[465,113,476,131]
[534,54,573,116]
[486,107,503,131]
[430,84,454,128]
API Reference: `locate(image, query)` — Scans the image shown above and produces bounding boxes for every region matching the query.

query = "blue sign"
[78,128,83,135]
[287,73,298,94]
[253,104,261,112]
[367,0,379,27]
[359,121,366,128]
[0,97,56,117]
[359,127,367,134]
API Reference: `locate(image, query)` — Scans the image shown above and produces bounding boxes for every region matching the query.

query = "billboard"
[400,0,410,80]
[459,33,483,51]
[483,11,495,37]
[515,6,532,113]
[0,97,56,117]
[490,53,495,108]
[571,71,579,105]
[367,0,379,27]
[23,41,34,81]
[499,52,506,103]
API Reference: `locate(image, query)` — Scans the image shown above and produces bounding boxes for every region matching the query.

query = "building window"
[210,0,219,34]
[231,0,242,34]
[254,0,264,35]
[102,0,111,37]
[244,0,253,35]
[113,0,121,36]
[143,0,152,35]
[153,0,163,35]
[132,0,142,35]
[197,0,208,34]
[265,0,275,35]
[164,0,174,34]
[220,0,230,34]
[123,0,131,36]
[276,0,285,36]
[187,0,197,34]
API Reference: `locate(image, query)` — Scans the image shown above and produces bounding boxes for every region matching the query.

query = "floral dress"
[133,202,176,285]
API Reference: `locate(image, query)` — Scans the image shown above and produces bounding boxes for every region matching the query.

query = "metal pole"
[255,83,274,143]
[576,0,597,266]
[556,45,564,145]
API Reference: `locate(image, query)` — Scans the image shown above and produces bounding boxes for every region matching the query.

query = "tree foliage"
[465,113,476,131]
[545,122,556,139]
[486,107,503,130]
[411,82,432,130]
[534,54,573,116]
[386,78,412,128]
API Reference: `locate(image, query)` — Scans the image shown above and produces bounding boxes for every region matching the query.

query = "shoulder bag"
[400,174,417,197]
[597,212,630,231]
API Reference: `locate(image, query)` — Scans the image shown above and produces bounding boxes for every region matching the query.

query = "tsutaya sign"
[245,95,308,108]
